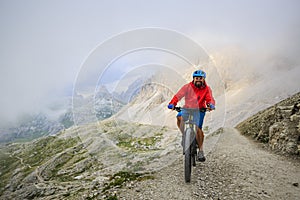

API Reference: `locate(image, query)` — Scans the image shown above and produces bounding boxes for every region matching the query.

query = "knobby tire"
[184,128,192,183]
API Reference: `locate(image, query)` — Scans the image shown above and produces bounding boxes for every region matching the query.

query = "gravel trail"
[119,128,300,200]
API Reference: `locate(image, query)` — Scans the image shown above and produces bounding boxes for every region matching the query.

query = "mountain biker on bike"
[168,69,215,162]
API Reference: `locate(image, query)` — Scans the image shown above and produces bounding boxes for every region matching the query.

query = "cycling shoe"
[197,151,206,162]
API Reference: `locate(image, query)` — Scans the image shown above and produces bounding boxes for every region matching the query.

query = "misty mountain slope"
[222,65,300,127]
[222,52,299,127]
[212,46,300,117]
[72,86,125,126]
[0,135,92,199]
[116,81,174,127]
[0,113,64,144]
[0,84,126,144]
[0,117,182,199]
[60,118,180,172]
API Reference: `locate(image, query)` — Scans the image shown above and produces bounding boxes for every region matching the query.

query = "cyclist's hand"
[207,103,215,111]
[168,104,175,110]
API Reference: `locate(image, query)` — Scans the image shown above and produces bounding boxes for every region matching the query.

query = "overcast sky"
[0,0,299,126]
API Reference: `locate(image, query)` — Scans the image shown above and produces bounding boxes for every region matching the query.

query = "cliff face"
[236,92,300,156]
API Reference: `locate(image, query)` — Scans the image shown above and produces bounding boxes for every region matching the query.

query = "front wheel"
[192,139,197,166]
[184,128,192,183]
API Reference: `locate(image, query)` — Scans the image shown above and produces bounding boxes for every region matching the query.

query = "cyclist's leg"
[176,110,186,134]
[196,126,204,151]
[177,111,185,148]
[176,117,184,134]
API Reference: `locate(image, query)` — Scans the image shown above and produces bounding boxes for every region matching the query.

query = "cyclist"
[168,69,215,162]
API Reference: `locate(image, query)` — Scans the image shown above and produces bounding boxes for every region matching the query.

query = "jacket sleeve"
[168,84,187,106]
[205,86,216,106]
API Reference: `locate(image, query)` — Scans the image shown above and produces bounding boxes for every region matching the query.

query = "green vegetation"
[203,126,209,132]
[116,133,162,152]
[105,195,118,200]
[0,147,19,195]
[0,136,82,195]
[20,136,79,168]
[127,160,148,172]
[102,170,155,198]
[1,118,170,198]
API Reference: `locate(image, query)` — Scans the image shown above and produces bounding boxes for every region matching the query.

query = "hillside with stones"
[236,92,300,156]
[0,118,179,199]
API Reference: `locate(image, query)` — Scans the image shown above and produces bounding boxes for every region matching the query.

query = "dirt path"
[118,128,300,199]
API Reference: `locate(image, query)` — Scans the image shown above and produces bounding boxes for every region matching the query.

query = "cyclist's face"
[193,76,204,87]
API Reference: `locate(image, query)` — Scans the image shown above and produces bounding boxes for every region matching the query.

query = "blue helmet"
[192,70,206,78]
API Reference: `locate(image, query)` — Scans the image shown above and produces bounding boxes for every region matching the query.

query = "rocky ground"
[237,92,300,156]
[1,124,299,200]
[118,128,300,200]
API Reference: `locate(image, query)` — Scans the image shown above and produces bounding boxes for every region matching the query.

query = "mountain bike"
[175,107,205,183]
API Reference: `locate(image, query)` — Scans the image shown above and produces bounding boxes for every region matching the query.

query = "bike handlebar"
[174,107,209,113]
[174,106,182,112]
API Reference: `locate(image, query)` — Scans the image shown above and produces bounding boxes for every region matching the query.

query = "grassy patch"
[20,136,79,167]
[102,171,154,193]
[116,131,163,152]
[117,136,160,151]
[0,147,20,195]
[0,136,82,195]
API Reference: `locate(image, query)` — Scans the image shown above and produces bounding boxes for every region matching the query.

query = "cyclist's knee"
[177,115,182,121]
[177,116,182,125]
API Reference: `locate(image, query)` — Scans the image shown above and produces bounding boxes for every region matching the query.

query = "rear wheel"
[184,128,192,182]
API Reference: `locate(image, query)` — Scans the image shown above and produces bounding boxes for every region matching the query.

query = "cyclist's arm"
[169,84,188,106]
[205,86,215,109]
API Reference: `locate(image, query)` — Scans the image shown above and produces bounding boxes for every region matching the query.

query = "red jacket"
[169,81,215,109]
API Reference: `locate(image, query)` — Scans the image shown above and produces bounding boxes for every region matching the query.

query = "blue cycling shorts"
[176,109,206,129]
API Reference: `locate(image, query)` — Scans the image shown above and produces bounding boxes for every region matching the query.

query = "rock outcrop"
[236,92,300,156]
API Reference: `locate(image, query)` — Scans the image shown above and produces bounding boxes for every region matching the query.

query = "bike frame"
[175,107,199,183]
[183,110,197,153]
